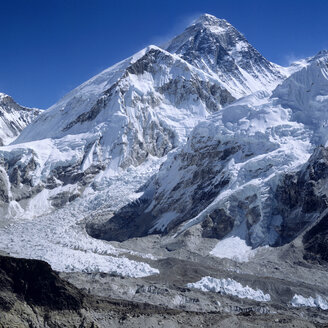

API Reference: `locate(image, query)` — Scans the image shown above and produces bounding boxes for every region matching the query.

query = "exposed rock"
[275,146,328,245]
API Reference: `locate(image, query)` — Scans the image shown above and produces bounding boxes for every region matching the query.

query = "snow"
[14,45,227,146]
[164,90,313,245]
[291,294,328,310]
[210,236,259,262]
[187,276,271,302]
[1,14,327,277]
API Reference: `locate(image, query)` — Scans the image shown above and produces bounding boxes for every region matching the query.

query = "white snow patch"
[187,276,271,302]
[210,236,258,262]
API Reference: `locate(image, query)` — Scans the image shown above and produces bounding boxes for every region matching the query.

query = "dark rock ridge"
[0,255,84,311]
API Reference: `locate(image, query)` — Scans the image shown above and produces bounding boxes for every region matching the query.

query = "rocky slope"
[1,252,327,328]
[0,93,40,146]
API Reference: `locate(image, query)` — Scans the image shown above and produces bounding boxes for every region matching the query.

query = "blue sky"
[1,0,327,109]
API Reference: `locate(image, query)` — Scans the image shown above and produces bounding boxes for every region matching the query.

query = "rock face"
[0,255,84,311]
[303,211,328,264]
[0,254,89,327]
[275,146,328,246]
[0,93,40,146]
[88,51,328,248]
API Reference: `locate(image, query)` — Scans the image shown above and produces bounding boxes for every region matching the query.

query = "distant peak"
[313,49,328,60]
[0,93,12,103]
[192,13,228,27]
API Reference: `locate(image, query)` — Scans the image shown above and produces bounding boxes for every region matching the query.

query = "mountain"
[164,14,288,98]
[88,51,328,248]
[0,93,40,146]
[2,14,328,326]
[0,13,290,220]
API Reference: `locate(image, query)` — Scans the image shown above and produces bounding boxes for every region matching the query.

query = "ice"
[0,157,163,277]
[291,294,328,310]
[187,276,271,302]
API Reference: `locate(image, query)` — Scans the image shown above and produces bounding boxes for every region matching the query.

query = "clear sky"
[1,0,328,109]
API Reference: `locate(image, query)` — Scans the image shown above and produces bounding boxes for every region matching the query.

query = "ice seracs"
[187,276,271,302]
[291,294,328,310]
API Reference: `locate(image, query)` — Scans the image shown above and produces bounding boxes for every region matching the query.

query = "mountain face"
[88,51,328,248]
[0,13,287,220]
[0,93,40,146]
[164,14,287,98]
[15,46,234,163]
[0,44,237,219]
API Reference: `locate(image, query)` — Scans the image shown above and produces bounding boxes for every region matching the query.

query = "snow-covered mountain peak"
[0,41,237,220]
[164,14,287,98]
[191,13,230,31]
[312,49,328,61]
[0,93,41,146]
[0,92,18,105]
[92,48,328,246]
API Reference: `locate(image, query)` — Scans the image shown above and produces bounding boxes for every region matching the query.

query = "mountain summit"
[165,14,287,97]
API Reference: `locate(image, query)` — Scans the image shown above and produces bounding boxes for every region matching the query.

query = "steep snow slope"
[0,93,40,145]
[15,46,233,149]
[90,51,328,247]
[164,14,287,98]
[273,50,328,145]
